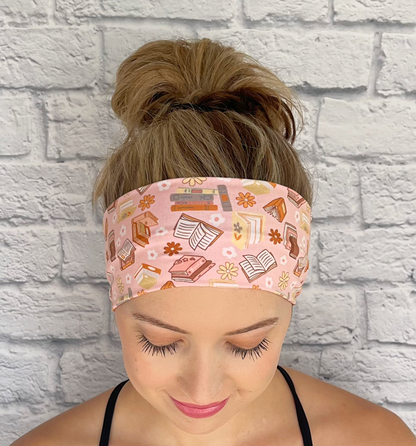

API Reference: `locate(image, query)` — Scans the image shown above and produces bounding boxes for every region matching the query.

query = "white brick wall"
[1,0,415,444]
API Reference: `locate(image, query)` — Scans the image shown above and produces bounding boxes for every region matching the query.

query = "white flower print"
[222,246,238,259]
[301,235,307,252]
[280,255,287,265]
[110,266,115,273]
[265,277,273,289]
[155,226,168,236]
[209,213,225,226]
[112,213,117,224]
[148,249,158,260]
[120,225,126,237]
[116,237,121,248]
[125,274,132,284]
[157,180,171,191]
[295,211,300,222]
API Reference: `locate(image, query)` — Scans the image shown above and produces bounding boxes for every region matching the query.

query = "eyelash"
[136,333,271,361]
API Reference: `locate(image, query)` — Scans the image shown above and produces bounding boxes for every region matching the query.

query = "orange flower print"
[164,241,183,256]
[217,262,238,280]
[269,229,283,244]
[252,284,261,290]
[278,271,290,290]
[182,177,207,186]
[236,191,256,208]
[139,194,155,210]
[136,289,147,297]
[116,275,124,294]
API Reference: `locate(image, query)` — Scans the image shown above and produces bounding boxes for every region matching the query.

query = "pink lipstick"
[170,396,229,418]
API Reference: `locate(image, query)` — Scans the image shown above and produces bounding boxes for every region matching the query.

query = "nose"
[178,353,225,406]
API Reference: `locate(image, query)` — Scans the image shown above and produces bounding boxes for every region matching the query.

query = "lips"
[171,396,228,409]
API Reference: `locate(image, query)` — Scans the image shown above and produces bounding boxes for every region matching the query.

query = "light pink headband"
[103,177,312,312]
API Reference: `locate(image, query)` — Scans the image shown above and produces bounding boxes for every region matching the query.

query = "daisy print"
[278,271,290,290]
[217,262,238,280]
[182,177,207,186]
[265,276,273,289]
[120,225,126,237]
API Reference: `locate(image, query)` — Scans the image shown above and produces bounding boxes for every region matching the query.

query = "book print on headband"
[103,177,312,311]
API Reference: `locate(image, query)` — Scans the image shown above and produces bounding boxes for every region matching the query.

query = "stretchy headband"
[103,177,312,312]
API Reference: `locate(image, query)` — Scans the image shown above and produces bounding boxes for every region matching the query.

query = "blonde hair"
[91,37,314,214]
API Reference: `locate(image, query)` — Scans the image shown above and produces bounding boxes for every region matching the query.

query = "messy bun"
[92,37,314,213]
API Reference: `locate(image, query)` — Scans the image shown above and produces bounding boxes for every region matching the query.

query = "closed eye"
[136,332,271,361]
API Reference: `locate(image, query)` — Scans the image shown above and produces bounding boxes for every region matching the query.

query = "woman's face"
[114,287,293,445]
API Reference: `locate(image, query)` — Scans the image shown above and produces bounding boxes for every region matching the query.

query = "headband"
[103,177,312,312]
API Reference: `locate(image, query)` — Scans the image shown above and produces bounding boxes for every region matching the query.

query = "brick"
[58,0,235,20]
[335,0,416,24]
[318,97,416,156]
[0,230,60,283]
[198,29,373,88]
[0,163,90,222]
[318,228,416,283]
[0,349,48,404]
[312,164,355,218]
[61,230,107,281]
[56,0,100,21]
[366,287,416,344]
[0,0,49,26]
[0,95,43,156]
[0,287,104,340]
[0,27,99,88]
[244,0,328,22]
[292,96,319,155]
[45,92,119,159]
[377,34,416,94]
[102,0,235,20]
[287,289,356,344]
[360,164,416,225]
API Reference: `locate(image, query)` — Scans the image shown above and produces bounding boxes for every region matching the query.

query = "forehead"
[120,286,288,321]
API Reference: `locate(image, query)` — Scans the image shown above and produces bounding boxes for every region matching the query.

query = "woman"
[12,37,415,446]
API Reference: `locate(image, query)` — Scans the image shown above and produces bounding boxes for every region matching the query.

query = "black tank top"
[98,364,313,446]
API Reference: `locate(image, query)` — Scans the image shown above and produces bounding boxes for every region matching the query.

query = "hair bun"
[92,38,314,214]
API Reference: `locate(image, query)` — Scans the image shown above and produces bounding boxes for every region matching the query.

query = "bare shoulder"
[9,385,116,446]
[284,366,416,446]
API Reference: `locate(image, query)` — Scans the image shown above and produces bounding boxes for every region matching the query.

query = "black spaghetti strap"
[99,379,129,446]
[277,365,313,446]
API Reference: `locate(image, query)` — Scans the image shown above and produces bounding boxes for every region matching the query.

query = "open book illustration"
[239,248,278,283]
[173,213,224,250]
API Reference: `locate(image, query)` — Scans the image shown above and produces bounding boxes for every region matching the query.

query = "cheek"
[120,336,173,391]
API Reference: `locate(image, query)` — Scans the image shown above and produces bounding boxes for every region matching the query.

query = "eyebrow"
[131,312,279,336]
